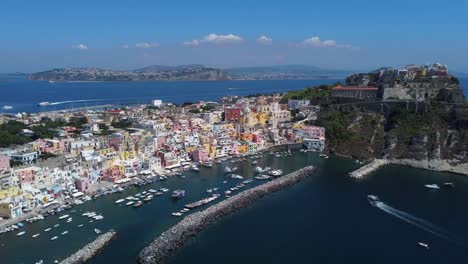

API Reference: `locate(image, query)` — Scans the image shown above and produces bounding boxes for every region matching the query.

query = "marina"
[1,151,468,263]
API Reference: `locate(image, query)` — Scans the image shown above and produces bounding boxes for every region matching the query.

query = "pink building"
[101,167,124,183]
[75,177,92,192]
[16,168,38,185]
[303,126,325,140]
[252,134,263,143]
[192,149,208,162]
[0,155,10,171]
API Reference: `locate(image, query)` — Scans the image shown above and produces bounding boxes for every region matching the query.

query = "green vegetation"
[0,121,31,147]
[39,152,58,160]
[68,116,88,128]
[111,119,133,129]
[280,83,340,103]
[188,109,201,114]
[315,111,350,143]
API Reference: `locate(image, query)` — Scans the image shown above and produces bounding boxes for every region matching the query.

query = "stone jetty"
[59,231,116,264]
[349,159,389,178]
[137,166,316,264]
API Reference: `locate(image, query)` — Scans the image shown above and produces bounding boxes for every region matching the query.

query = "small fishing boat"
[94,229,101,234]
[61,231,69,235]
[32,233,40,238]
[50,236,58,241]
[77,224,84,228]
[17,231,26,236]
[418,242,430,249]
[44,228,52,232]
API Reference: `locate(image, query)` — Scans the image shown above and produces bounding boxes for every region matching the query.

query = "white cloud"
[72,43,88,50]
[183,33,243,46]
[135,42,159,48]
[256,35,273,45]
[301,36,351,48]
[182,39,200,46]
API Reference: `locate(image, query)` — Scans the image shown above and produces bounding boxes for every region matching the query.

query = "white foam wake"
[49,99,110,105]
[375,201,467,247]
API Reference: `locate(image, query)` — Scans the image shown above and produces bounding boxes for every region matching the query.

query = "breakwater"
[137,166,316,264]
[59,231,116,264]
[349,159,389,178]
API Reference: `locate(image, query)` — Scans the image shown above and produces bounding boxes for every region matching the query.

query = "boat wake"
[48,99,111,105]
[375,202,468,247]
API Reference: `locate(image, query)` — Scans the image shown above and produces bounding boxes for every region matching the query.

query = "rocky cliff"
[316,102,468,170]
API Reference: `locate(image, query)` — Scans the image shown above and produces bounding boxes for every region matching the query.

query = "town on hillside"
[0,63,465,224]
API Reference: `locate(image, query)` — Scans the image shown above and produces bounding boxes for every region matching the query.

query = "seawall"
[59,231,116,264]
[137,166,316,264]
[349,159,389,178]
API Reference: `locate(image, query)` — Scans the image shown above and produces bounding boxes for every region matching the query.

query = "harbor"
[0,151,467,263]
[138,166,316,264]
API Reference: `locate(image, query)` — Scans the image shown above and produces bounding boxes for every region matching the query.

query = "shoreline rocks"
[60,231,116,264]
[390,158,468,176]
[137,166,316,264]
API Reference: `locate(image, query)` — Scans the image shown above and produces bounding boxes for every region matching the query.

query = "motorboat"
[367,195,381,206]
[125,201,135,206]
[61,231,69,235]
[269,169,283,176]
[17,231,26,236]
[94,229,101,234]
[172,212,183,217]
[115,199,125,204]
[443,182,455,188]
[133,201,143,208]
[425,184,440,190]
[38,102,51,106]
[172,190,186,199]
[58,214,69,220]
[418,242,430,249]
[50,236,58,241]
[32,233,40,238]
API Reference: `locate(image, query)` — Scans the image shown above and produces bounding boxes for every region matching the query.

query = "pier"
[59,231,116,264]
[137,166,316,264]
[349,159,389,178]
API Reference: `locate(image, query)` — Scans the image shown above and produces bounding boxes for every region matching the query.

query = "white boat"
[1,105,13,110]
[61,231,69,235]
[44,228,52,232]
[269,169,283,176]
[425,184,440,189]
[53,224,60,228]
[50,236,58,241]
[32,233,40,238]
[115,199,125,204]
[38,101,51,106]
[94,229,101,234]
[172,212,183,217]
[418,242,430,249]
[77,224,84,228]
[58,214,69,220]
[17,231,26,236]
[126,201,135,206]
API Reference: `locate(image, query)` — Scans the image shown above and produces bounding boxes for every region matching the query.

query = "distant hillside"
[226,65,351,80]
[29,66,231,81]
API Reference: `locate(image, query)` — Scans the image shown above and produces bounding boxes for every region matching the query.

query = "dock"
[349,159,389,178]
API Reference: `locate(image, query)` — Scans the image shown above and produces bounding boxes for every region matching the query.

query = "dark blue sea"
[0,77,340,113]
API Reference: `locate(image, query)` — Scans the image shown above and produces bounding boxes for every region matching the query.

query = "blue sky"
[1,0,467,72]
